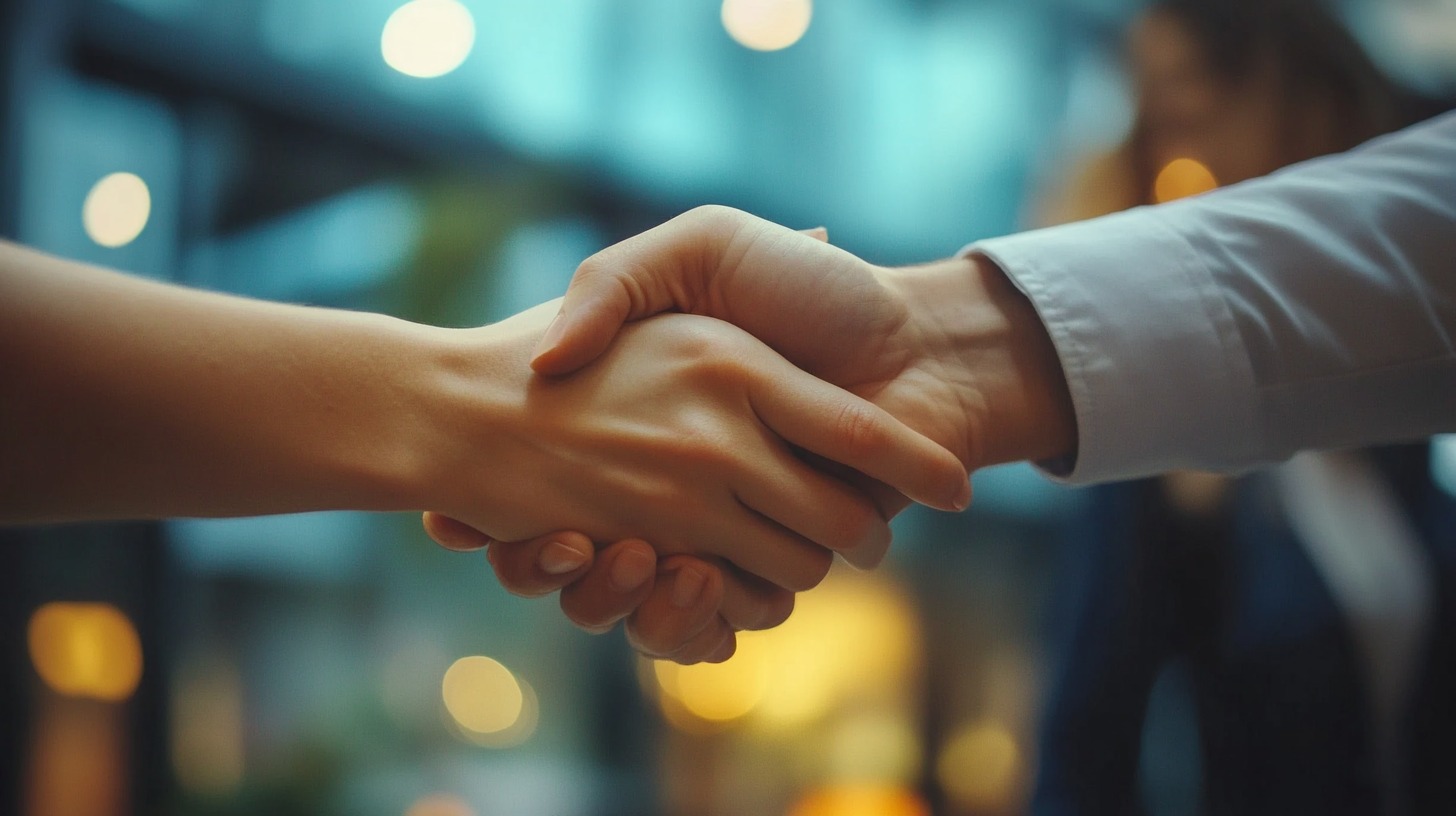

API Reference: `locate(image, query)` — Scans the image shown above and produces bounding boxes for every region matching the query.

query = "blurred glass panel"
[1433,434,1456,498]
[182,182,423,303]
[168,512,379,582]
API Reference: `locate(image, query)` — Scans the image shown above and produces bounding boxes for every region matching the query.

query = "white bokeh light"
[381,0,476,79]
[721,0,813,52]
[82,172,152,249]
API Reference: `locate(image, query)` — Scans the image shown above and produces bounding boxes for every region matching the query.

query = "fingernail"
[954,480,973,511]
[538,539,590,575]
[531,312,567,363]
[609,547,655,592]
[670,566,708,609]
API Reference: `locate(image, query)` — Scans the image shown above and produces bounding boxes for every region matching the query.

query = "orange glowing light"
[788,783,929,816]
[405,793,476,816]
[28,603,143,702]
[1153,158,1218,204]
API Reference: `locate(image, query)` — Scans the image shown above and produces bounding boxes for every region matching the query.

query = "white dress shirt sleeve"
[967,111,1456,484]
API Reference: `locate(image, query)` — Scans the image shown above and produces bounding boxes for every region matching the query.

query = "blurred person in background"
[1028,1,1456,814]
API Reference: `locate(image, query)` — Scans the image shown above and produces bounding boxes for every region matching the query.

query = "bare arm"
[0,242,968,603]
[0,241,443,521]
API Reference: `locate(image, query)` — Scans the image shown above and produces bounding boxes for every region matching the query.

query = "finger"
[530,206,749,376]
[799,226,829,242]
[702,507,834,593]
[717,564,796,631]
[748,367,972,513]
[798,452,914,521]
[559,540,658,633]
[484,530,596,599]
[733,437,893,569]
[625,558,727,658]
[663,618,736,665]
[704,632,738,663]
[422,511,495,552]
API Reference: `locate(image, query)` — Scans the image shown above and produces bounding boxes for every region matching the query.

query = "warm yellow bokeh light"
[381,0,476,78]
[654,639,769,723]
[441,656,523,736]
[937,722,1022,811]
[788,784,929,816]
[826,711,923,783]
[722,0,813,52]
[28,602,143,702]
[82,172,151,248]
[1153,157,1219,204]
[405,793,476,816]
[651,568,919,731]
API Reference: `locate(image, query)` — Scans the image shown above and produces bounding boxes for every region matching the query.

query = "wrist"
[386,309,546,526]
[878,255,1076,468]
[315,314,516,516]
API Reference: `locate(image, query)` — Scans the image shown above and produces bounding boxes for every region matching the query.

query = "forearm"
[0,242,453,523]
[973,111,1456,481]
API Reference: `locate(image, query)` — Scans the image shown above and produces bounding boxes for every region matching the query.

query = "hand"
[423,299,968,611]
[481,207,1076,654]
[529,206,1074,470]
[423,516,741,664]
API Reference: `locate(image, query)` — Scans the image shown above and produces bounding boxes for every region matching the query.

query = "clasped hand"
[425,207,1076,664]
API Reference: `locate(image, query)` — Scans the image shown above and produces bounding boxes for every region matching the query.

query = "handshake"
[1,206,1074,665]
[419,206,1077,664]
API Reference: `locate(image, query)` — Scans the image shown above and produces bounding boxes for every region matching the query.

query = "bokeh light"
[651,569,919,731]
[936,722,1023,812]
[441,656,524,737]
[381,0,476,79]
[405,793,476,816]
[24,697,127,816]
[825,711,923,783]
[788,783,929,816]
[28,602,143,702]
[82,172,151,248]
[654,641,770,724]
[170,655,244,796]
[721,0,813,52]
[1153,157,1218,204]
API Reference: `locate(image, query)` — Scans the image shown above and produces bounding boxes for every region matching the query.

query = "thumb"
[529,270,637,376]
[422,511,495,552]
[531,206,767,376]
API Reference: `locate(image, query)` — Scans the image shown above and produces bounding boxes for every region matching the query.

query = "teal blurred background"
[3,2,1455,815]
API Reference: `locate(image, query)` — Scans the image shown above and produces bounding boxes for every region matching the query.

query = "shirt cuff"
[961,207,1262,484]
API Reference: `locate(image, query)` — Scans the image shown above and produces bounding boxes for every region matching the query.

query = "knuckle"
[832,401,888,459]
[683,204,744,231]
[571,253,611,285]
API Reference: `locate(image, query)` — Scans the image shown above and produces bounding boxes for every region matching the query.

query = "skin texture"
[0,240,971,656]
[449,206,1076,662]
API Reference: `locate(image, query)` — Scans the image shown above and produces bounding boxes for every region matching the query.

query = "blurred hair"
[1129,0,1400,195]
[1156,0,1397,133]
